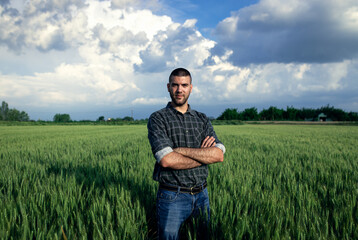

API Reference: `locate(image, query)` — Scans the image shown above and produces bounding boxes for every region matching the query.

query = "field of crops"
[0,124,357,239]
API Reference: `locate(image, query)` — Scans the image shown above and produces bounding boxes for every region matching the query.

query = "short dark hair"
[169,68,192,83]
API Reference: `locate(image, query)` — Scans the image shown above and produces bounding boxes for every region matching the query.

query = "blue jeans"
[156,187,210,240]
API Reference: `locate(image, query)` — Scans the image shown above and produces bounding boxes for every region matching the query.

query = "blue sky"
[1,0,358,120]
[160,0,259,35]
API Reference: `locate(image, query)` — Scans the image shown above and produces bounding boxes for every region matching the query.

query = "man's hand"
[201,136,216,148]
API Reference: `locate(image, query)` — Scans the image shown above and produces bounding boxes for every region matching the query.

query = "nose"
[176,85,183,93]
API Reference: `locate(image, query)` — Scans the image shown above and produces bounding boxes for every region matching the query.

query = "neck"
[171,102,188,114]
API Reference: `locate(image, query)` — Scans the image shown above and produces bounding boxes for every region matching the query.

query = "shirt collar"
[166,102,195,116]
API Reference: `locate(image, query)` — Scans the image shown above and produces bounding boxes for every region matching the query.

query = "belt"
[159,182,207,195]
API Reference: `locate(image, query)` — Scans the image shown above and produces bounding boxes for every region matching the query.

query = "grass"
[0,125,357,239]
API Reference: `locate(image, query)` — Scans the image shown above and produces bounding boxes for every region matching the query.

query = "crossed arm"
[159,136,224,170]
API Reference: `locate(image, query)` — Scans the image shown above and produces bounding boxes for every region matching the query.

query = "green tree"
[0,101,30,121]
[298,108,317,120]
[7,109,30,121]
[1,101,9,120]
[7,109,20,121]
[217,108,239,120]
[53,113,71,122]
[348,112,358,121]
[319,105,348,121]
[19,111,30,121]
[122,116,134,121]
[284,106,299,121]
[241,107,259,121]
[260,106,283,120]
[97,116,105,121]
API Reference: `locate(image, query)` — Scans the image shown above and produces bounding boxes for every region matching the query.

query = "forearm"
[174,147,224,165]
[159,151,202,169]
[157,136,224,169]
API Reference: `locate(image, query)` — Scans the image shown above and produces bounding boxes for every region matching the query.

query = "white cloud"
[111,0,161,11]
[85,0,171,40]
[291,64,310,80]
[132,97,168,105]
[186,58,355,108]
[0,0,87,52]
[0,0,174,110]
[0,60,140,107]
[23,0,85,16]
[136,19,215,72]
[0,4,22,51]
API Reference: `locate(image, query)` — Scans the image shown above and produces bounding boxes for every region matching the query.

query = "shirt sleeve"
[204,117,226,154]
[147,113,174,163]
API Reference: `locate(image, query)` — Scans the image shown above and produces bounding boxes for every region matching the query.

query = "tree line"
[0,101,29,121]
[217,105,358,121]
[1,100,358,122]
[52,114,136,123]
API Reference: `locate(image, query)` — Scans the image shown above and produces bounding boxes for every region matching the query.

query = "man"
[147,68,226,239]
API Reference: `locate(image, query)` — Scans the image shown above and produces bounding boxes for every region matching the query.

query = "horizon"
[3,100,356,121]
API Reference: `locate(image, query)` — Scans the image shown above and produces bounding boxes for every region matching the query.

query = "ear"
[190,84,193,93]
[167,83,170,92]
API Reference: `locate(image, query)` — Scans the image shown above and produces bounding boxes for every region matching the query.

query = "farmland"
[0,124,357,239]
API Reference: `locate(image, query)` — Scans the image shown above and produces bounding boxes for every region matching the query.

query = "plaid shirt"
[147,102,225,187]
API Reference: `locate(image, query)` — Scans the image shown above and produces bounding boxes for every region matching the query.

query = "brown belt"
[159,182,207,195]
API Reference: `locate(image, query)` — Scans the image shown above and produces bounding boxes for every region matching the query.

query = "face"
[167,76,192,107]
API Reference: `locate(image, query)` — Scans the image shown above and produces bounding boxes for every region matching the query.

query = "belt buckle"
[190,186,194,195]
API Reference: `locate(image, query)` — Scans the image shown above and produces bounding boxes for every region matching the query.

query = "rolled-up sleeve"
[154,147,173,163]
[204,117,226,154]
[147,113,174,163]
[215,143,226,154]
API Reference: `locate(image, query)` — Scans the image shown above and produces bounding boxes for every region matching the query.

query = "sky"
[1,0,358,120]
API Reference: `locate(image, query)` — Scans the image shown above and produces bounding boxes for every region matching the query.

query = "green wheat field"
[0,124,357,239]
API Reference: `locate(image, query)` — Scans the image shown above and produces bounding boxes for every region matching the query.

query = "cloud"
[111,0,161,11]
[0,0,175,109]
[132,97,169,105]
[85,0,172,40]
[22,0,85,16]
[0,0,87,52]
[0,0,9,6]
[186,53,357,109]
[1,0,358,121]
[136,19,215,72]
[0,4,22,51]
[0,60,140,107]
[213,0,358,65]
[92,24,148,58]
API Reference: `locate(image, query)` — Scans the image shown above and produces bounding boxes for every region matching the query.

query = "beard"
[169,91,190,107]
